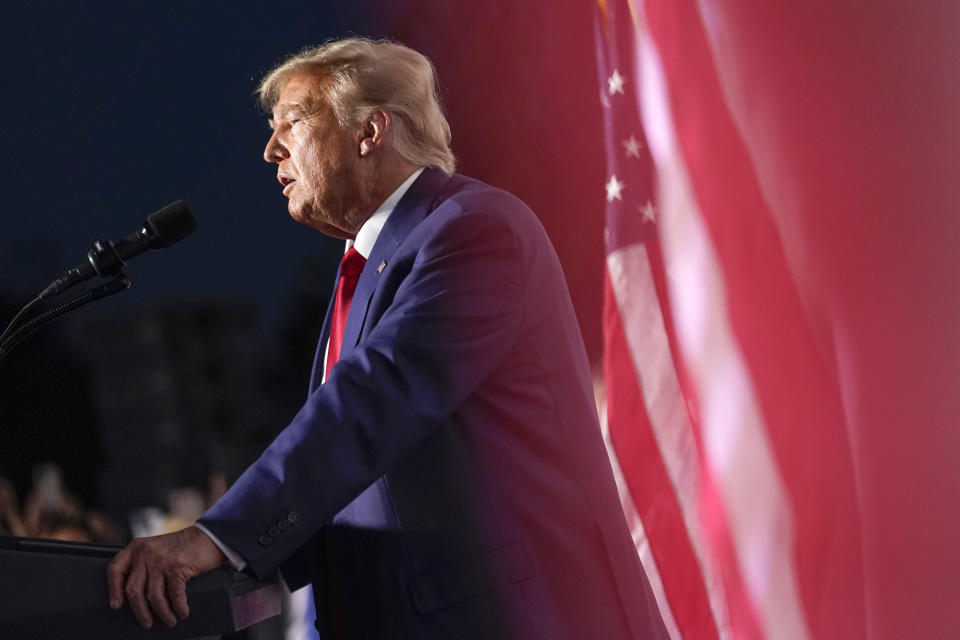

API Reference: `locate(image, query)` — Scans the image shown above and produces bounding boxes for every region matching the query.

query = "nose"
[263,129,287,164]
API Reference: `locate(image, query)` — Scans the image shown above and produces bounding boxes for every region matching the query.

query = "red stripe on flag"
[604,267,721,640]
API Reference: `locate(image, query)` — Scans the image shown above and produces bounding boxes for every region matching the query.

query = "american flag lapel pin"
[377,260,386,274]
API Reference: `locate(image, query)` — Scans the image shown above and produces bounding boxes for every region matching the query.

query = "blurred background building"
[79,300,280,515]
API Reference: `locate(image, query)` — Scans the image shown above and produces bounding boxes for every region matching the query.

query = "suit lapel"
[337,168,452,361]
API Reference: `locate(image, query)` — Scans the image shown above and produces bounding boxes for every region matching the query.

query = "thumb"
[167,568,190,621]
[106,547,132,609]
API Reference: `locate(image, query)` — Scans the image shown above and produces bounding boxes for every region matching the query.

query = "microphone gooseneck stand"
[0,275,130,364]
[0,197,198,364]
[0,228,139,362]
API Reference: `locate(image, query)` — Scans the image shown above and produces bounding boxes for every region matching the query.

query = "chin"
[288,201,315,225]
[287,208,310,226]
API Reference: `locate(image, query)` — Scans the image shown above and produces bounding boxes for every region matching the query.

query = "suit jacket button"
[287,511,300,524]
[278,519,290,531]
[268,526,279,538]
[258,534,271,547]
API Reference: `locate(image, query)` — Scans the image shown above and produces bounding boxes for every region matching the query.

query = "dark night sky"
[0,2,370,322]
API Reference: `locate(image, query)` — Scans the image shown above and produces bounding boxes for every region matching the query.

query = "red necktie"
[325,247,366,381]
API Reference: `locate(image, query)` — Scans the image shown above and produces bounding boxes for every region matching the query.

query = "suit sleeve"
[198,209,525,578]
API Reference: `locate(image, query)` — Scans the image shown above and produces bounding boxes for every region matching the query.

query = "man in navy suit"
[108,38,667,639]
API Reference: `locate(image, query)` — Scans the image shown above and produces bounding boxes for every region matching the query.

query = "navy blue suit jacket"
[200,169,667,640]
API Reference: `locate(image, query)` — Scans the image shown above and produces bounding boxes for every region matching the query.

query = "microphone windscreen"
[145,200,198,247]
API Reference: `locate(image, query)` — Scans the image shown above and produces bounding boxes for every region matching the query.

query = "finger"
[124,557,153,629]
[106,547,132,609]
[167,568,190,621]
[146,566,178,628]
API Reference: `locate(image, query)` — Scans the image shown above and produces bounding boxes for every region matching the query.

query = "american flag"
[595,1,730,638]
[594,0,875,638]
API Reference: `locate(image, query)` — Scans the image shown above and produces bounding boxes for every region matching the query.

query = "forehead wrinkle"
[278,73,333,111]
[272,102,306,119]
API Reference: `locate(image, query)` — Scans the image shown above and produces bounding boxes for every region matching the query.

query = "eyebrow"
[268,103,308,129]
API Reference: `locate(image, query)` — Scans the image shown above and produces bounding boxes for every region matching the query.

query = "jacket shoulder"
[428,174,541,235]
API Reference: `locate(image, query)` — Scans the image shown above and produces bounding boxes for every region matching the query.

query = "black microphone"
[42,200,198,299]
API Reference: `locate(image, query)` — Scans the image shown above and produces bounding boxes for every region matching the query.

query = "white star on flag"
[608,69,625,96]
[623,135,642,158]
[640,199,656,222]
[606,175,625,202]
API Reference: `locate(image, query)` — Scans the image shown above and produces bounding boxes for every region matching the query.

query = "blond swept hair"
[258,37,456,175]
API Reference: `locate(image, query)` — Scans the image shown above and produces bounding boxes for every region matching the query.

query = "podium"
[0,535,282,639]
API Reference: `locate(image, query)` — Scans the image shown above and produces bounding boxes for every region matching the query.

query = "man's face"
[263,73,369,238]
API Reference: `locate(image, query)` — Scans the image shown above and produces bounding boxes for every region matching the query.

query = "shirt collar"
[347,167,425,259]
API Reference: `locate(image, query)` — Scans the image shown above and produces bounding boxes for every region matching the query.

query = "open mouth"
[279,175,296,196]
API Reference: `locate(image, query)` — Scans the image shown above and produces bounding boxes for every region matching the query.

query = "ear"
[359,110,390,157]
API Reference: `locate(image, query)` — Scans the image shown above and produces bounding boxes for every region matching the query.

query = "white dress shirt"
[195,167,424,570]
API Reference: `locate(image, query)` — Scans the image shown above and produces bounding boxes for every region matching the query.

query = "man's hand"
[106,525,226,629]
